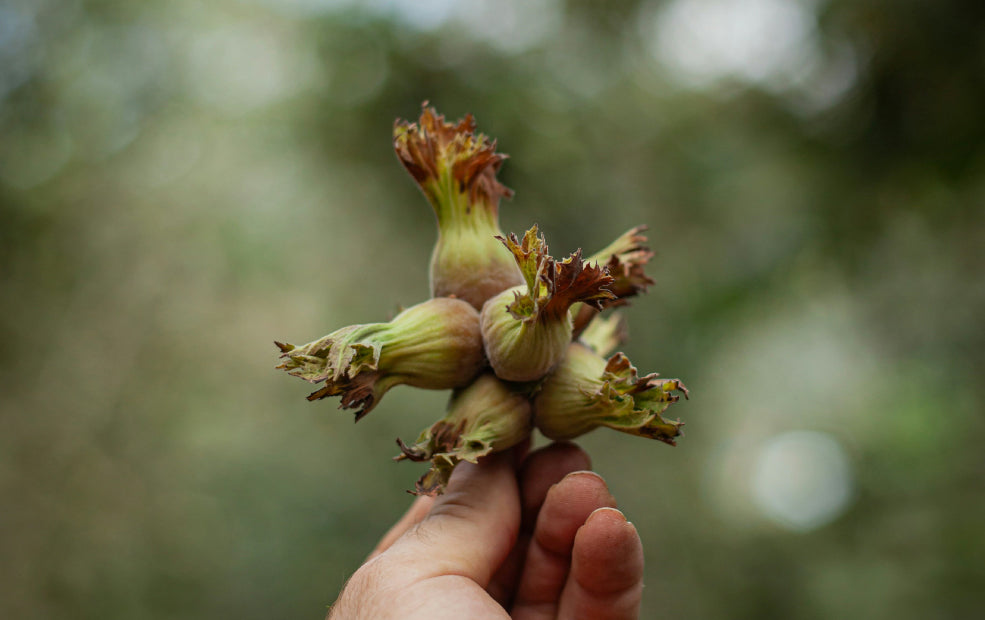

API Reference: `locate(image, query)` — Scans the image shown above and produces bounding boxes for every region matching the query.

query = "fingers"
[511,470,617,620]
[557,507,644,620]
[385,450,521,587]
[368,495,435,560]
[488,442,592,606]
[519,443,593,531]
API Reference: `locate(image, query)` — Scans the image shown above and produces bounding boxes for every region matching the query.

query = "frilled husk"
[276,297,485,421]
[533,343,688,445]
[394,104,522,309]
[586,225,655,301]
[480,226,615,382]
[572,226,656,336]
[395,372,532,495]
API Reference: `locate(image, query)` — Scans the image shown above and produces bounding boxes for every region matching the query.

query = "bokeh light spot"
[644,0,820,90]
[752,431,855,532]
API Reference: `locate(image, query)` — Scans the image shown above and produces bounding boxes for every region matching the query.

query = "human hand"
[328,442,644,619]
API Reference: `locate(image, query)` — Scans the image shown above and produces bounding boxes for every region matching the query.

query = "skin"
[329,443,645,619]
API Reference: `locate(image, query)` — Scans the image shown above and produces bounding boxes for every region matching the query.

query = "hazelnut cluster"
[276,105,687,494]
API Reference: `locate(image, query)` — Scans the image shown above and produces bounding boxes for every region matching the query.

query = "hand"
[329,442,644,619]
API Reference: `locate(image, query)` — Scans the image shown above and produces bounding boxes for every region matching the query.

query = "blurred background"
[2,0,984,617]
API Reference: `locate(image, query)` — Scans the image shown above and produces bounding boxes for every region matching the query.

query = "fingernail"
[588,506,627,524]
[564,470,606,484]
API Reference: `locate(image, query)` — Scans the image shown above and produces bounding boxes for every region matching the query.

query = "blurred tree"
[1,0,983,618]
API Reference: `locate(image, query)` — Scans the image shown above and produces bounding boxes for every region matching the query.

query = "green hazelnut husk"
[578,312,629,358]
[533,342,688,445]
[276,297,485,421]
[480,285,574,382]
[479,225,616,382]
[395,372,532,495]
[394,104,523,310]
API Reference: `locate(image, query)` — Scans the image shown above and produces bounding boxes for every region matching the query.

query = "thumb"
[385,450,521,587]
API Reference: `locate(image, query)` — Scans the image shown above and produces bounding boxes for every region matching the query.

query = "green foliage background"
[2,0,983,618]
